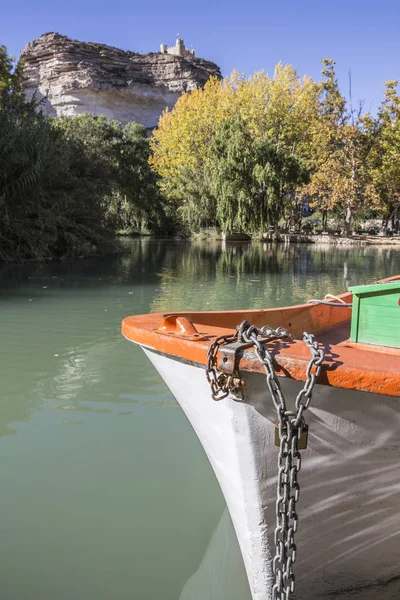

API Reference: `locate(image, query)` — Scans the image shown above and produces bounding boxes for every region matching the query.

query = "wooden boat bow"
[122,275,400,397]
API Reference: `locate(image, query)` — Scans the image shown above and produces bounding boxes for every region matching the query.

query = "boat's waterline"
[142,347,400,600]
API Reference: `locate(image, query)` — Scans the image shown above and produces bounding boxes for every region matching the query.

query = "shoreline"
[192,231,400,246]
[258,233,400,246]
[2,233,399,264]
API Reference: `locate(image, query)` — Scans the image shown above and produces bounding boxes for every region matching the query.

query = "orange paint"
[122,275,400,398]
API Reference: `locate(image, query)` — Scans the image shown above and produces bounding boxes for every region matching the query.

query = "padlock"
[274,422,309,449]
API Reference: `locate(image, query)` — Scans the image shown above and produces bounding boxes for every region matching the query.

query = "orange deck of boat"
[122,275,400,397]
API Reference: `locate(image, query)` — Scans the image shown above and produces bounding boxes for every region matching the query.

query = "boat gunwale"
[122,275,400,397]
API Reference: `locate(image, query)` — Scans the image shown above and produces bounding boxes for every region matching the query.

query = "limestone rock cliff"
[21,33,221,129]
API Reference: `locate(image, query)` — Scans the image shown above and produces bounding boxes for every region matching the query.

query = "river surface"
[1,239,399,600]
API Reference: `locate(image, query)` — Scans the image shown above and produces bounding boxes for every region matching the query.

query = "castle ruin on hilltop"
[160,38,196,58]
[21,33,221,130]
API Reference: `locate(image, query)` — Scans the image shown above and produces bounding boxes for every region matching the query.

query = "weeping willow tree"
[205,116,309,233]
[174,115,310,233]
[150,65,319,232]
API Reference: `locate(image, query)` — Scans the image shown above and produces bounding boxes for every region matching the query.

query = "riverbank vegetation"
[151,61,400,236]
[1,43,399,262]
[0,46,164,261]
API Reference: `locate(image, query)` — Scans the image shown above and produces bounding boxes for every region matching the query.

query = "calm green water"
[0,239,399,600]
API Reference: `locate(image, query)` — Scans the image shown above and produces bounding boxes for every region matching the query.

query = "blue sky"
[1,0,399,112]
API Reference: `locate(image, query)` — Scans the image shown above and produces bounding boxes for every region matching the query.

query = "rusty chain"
[206,331,244,400]
[206,321,325,600]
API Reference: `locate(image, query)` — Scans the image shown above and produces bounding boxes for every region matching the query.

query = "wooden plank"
[350,294,360,342]
[359,307,400,324]
[350,281,400,347]
[358,304,400,346]
[349,282,400,295]
[361,294,400,308]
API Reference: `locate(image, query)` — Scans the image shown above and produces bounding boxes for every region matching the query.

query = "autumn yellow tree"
[305,60,378,233]
[151,59,398,235]
[149,77,228,200]
[226,64,320,160]
[150,65,320,231]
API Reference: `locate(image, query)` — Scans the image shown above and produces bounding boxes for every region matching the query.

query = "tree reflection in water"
[0,238,399,600]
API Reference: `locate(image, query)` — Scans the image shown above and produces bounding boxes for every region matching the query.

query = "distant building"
[160,39,195,58]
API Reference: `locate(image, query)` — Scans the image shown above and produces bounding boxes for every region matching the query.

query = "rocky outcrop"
[21,33,221,129]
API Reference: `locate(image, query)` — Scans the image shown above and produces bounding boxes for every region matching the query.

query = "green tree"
[55,115,165,234]
[369,81,400,230]
[205,116,309,233]
[0,109,116,261]
[0,45,166,261]
[117,122,165,232]
[305,60,378,233]
[0,45,28,112]
[151,65,320,231]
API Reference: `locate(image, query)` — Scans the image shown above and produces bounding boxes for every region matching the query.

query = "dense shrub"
[0,46,165,262]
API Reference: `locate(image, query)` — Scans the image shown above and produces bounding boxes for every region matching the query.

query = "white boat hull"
[143,347,400,600]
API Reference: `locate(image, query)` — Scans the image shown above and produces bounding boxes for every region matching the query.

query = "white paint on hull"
[143,348,274,600]
[143,348,400,600]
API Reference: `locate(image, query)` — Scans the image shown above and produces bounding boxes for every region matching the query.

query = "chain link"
[206,332,240,400]
[206,321,324,599]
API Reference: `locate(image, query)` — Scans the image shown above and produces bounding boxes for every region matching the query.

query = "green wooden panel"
[349,281,400,295]
[349,281,400,348]
[359,309,399,327]
[358,294,400,307]
[358,330,400,346]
